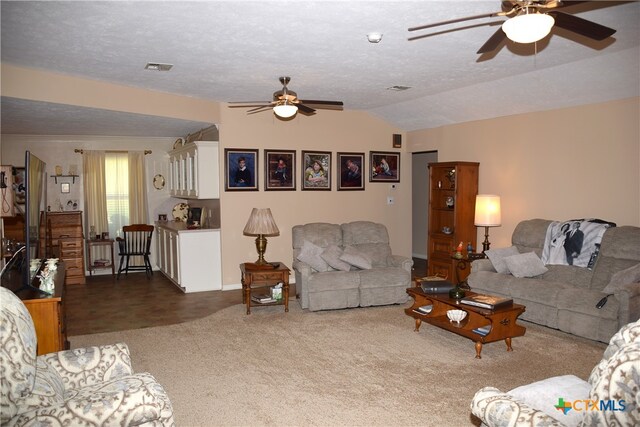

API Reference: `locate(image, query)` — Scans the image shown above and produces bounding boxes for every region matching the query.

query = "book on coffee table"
[472,325,492,336]
[414,304,433,315]
[460,294,513,310]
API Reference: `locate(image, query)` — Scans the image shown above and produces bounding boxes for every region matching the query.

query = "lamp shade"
[474,195,501,227]
[502,12,555,44]
[243,208,280,236]
[273,103,298,118]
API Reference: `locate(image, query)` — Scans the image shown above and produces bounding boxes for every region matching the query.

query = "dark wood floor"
[66,258,429,336]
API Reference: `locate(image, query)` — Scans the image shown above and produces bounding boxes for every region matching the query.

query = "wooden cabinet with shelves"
[46,211,86,285]
[168,141,219,199]
[427,162,479,283]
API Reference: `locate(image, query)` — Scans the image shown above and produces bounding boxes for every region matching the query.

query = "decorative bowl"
[447,309,467,323]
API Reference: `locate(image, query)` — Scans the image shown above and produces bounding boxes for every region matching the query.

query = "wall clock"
[153,174,165,190]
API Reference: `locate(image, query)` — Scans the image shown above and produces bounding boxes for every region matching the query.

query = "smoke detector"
[367,33,383,43]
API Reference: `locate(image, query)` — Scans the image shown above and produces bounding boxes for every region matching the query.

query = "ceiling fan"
[228,77,344,118]
[408,0,617,54]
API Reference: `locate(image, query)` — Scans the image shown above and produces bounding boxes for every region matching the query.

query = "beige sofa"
[468,219,640,342]
[292,221,412,311]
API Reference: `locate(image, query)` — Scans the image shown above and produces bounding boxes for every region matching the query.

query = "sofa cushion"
[509,374,590,427]
[504,252,548,278]
[297,239,329,272]
[292,223,342,255]
[540,264,594,289]
[589,226,640,290]
[359,267,410,289]
[306,271,360,293]
[320,245,351,272]
[511,219,552,255]
[341,221,389,246]
[340,246,372,270]
[602,263,640,294]
[350,243,391,268]
[556,288,618,321]
[485,246,520,274]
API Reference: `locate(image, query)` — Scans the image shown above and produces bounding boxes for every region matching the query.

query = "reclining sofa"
[468,219,640,342]
[292,221,412,311]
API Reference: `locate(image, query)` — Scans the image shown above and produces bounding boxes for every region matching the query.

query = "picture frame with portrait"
[225,148,259,191]
[301,151,331,191]
[369,151,400,183]
[337,152,365,191]
[265,150,296,191]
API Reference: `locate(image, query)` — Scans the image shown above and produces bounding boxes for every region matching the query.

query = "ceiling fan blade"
[548,11,616,40]
[409,11,503,32]
[477,27,508,54]
[296,104,316,115]
[228,101,271,104]
[299,100,344,106]
[246,105,272,114]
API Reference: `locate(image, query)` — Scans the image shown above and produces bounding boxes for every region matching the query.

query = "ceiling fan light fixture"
[502,10,555,44]
[273,102,298,118]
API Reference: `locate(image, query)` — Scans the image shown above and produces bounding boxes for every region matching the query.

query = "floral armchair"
[470,319,639,427]
[0,287,175,426]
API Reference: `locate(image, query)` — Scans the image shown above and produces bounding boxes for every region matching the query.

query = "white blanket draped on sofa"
[541,218,615,268]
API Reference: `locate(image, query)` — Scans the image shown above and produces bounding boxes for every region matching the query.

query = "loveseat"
[471,318,639,427]
[292,221,412,311]
[0,287,175,426]
[468,219,640,342]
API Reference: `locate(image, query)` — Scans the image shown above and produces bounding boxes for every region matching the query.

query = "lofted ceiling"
[1,1,639,137]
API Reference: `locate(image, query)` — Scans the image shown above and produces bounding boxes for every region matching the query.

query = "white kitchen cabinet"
[169,141,219,199]
[155,222,222,293]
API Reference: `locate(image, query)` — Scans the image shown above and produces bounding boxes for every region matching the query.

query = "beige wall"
[218,107,410,287]
[1,64,220,123]
[408,97,640,249]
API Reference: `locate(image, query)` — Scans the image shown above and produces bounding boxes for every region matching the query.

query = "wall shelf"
[51,175,79,184]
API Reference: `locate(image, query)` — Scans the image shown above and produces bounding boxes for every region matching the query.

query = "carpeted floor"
[70,302,607,426]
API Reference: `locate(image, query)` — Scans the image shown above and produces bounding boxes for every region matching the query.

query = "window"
[105,152,129,238]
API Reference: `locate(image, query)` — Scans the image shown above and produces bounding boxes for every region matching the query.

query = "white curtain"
[128,151,148,225]
[83,151,109,259]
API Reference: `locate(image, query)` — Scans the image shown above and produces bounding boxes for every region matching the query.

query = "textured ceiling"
[1,1,639,136]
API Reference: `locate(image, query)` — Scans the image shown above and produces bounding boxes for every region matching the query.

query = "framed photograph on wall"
[301,151,331,191]
[337,152,365,191]
[369,151,400,183]
[225,148,259,191]
[265,150,296,191]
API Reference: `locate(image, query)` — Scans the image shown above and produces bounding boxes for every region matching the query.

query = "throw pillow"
[504,252,549,278]
[485,246,520,274]
[320,245,351,272]
[509,374,590,426]
[339,246,372,270]
[296,240,329,272]
[602,263,640,295]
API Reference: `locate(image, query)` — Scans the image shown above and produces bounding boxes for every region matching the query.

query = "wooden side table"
[451,253,486,284]
[86,239,115,276]
[240,262,290,315]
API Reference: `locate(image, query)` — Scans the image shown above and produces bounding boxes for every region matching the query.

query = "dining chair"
[116,224,154,279]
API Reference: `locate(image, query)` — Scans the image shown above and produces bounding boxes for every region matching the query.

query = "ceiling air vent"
[145,62,173,71]
[386,85,411,91]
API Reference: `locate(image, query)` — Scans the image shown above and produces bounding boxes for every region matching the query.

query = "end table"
[240,262,290,315]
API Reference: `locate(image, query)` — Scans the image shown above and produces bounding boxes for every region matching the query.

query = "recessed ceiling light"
[367,33,383,43]
[145,62,173,71]
[386,85,411,91]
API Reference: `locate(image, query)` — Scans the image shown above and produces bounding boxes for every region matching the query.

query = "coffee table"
[405,286,526,358]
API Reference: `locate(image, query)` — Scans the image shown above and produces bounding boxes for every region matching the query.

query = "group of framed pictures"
[224,149,400,192]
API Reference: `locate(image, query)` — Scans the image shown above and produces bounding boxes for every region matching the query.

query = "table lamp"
[474,195,501,253]
[243,208,280,265]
